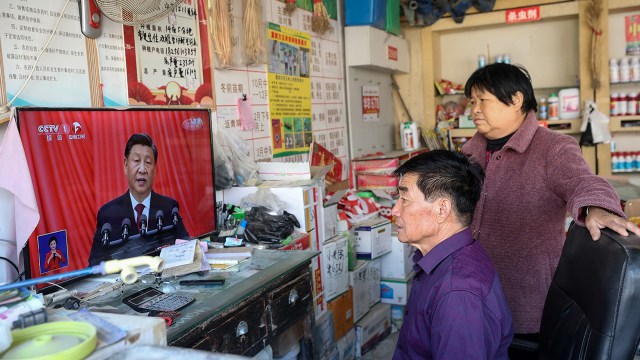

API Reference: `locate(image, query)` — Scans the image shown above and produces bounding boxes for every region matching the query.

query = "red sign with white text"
[388,46,398,61]
[505,6,541,24]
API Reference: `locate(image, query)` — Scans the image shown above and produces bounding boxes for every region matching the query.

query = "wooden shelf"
[546,118,582,134]
[610,116,640,132]
[450,128,476,137]
[449,118,582,137]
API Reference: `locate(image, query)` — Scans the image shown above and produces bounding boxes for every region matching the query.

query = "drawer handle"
[288,289,299,306]
[236,320,248,337]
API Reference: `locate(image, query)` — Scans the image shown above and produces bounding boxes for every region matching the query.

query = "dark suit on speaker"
[88,191,190,266]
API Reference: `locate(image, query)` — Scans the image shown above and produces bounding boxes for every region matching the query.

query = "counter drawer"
[193,297,268,355]
[268,272,312,334]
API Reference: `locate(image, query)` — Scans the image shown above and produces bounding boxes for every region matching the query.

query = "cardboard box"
[380,233,415,279]
[368,258,382,307]
[313,310,336,360]
[390,304,405,333]
[349,260,371,322]
[354,217,392,260]
[336,328,356,360]
[324,203,339,240]
[380,273,413,305]
[314,292,328,320]
[356,173,398,191]
[355,302,392,358]
[279,231,311,251]
[328,287,355,341]
[321,234,350,300]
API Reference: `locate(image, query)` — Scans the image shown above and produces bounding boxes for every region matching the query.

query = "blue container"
[345,0,387,30]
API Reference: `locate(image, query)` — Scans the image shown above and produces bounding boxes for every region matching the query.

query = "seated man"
[392,150,513,359]
[88,133,190,266]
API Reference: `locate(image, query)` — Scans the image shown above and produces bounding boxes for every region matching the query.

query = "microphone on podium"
[156,210,164,231]
[139,214,148,236]
[171,207,180,226]
[121,218,131,242]
[101,223,112,246]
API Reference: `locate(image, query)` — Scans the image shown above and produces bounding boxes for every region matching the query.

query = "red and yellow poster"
[267,23,312,157]
[626,14,640,56]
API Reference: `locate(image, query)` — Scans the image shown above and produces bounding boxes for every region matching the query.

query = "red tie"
[135,203,145,230]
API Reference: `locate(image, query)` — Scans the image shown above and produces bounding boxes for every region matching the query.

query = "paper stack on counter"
[205,247,253,270]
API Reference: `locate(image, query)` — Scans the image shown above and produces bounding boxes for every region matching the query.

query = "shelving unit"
[602,1,640,175]
[610,116,640,132]
[449,118,582,138]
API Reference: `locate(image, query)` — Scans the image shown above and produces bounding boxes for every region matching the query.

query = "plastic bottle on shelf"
[611,152,620,173]
[618,92,628,117]
[620,57,631,83]
[548,93,559,120]
[635,151,640,171]
[610,58,620,83]
[628,93,638,116]
[611,93,620,117]
[631,56,640,82]
[503,53,511,64]
[538,98,548,120]
[626,152,636,172]
[477,54,486,68]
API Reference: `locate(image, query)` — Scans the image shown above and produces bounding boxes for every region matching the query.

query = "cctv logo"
[73,122,82,134]
[68,121,86,140]
[182,117,204,131]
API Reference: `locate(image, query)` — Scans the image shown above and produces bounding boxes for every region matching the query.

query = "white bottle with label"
[548,93,560,120]
[631,57,640,82]
[620,57,631,83]
[400,122,420,151]
[559,88,580,119]
[610,58,620,83]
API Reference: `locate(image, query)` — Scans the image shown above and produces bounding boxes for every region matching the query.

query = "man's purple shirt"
[393,228,514,359]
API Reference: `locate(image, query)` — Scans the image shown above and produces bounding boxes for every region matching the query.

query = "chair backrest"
[539,223,640,359]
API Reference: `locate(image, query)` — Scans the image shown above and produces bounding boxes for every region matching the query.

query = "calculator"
[122,287,195,313]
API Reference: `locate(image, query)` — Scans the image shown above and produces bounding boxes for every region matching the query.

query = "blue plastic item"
[345,0,387,30]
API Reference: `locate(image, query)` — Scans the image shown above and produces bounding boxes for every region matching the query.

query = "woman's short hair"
[464,63,538,114]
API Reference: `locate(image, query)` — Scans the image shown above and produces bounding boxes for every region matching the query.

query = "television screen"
[16,107,215,287]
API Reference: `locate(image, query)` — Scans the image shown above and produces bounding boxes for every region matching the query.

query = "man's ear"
[437,197,453,223]
[123,157,127,174]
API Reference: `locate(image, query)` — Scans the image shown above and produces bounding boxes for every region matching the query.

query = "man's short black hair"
[124,133,158,161]
[49,236,57,245]
[392,150,484,226]
[464,63,538,114]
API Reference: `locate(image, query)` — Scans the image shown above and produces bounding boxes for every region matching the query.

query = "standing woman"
[461,63,640,351]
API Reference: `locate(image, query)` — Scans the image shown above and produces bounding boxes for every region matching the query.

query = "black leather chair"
[533,222,640,359]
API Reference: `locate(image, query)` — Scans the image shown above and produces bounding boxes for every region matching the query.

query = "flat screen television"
[16,107,215,289]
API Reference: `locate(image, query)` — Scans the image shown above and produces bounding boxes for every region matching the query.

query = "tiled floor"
[360,331,399,360]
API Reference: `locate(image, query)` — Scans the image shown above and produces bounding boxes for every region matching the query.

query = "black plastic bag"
[243,206,300,244]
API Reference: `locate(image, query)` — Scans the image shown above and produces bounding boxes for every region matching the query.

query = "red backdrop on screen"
[17,108,215,281]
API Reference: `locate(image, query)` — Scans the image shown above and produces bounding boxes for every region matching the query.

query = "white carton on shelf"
[321,234,350,301]
[354,217,392,260]
[349,260,371,322]
[380,273,414,306]
[368,258,381,307]
[355,302,392,358]
[380,233,415,280]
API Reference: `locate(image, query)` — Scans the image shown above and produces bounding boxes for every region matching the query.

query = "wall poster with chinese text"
[267,22,312,157]
[362,85,380,122]
[0,0,91,107]
[124,0,212,106]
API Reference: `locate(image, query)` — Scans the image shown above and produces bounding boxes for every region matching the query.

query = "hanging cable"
[0,0,72,114]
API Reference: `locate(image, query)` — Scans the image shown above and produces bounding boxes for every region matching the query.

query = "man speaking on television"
[88,133,190,266]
